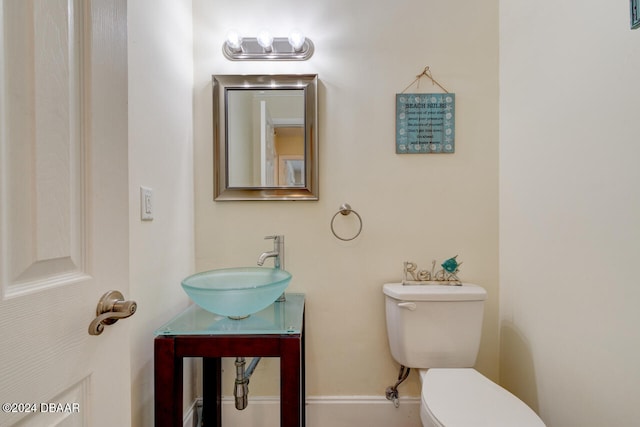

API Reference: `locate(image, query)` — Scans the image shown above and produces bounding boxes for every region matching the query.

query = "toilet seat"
[420,369,545,427]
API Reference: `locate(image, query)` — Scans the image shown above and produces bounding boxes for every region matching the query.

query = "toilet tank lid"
[383,283,487,301]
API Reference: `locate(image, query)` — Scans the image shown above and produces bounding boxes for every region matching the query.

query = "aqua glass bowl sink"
[181,267,291,319]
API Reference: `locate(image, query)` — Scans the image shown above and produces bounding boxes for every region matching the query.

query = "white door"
[0,0,131,426]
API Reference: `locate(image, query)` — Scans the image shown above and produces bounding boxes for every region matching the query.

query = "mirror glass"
[213,74,318,201]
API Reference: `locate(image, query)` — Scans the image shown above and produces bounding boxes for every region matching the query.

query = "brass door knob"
[88,290,137,335]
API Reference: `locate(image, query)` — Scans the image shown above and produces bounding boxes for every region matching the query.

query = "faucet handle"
[264,235,283,241]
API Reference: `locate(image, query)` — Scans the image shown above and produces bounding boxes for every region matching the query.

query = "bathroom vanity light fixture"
[223,29,314,61]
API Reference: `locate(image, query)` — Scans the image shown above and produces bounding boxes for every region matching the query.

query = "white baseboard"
[183,399,198,427]
[305,396,421,427]
[186,395,421,427]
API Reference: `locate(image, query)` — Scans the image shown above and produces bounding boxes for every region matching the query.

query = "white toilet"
[383,282,545,427]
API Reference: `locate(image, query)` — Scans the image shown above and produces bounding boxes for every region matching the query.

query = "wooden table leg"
[155,337,183,427]
[280,336,302,427]
[301,326,306,427]
[203,357,222,427]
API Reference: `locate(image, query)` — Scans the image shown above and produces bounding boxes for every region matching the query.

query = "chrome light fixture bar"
[223,29,314,61]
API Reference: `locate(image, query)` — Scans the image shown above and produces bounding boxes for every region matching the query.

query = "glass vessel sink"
[181,267,291,319]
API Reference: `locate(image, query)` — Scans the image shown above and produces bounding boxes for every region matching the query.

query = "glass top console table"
[154,293,305,427]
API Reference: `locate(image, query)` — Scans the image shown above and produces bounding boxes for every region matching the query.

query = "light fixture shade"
[256,29,273,50]
[288,29,306,51]
[225,30,243,52]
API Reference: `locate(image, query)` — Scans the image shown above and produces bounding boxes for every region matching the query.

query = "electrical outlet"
[140,186,153,221]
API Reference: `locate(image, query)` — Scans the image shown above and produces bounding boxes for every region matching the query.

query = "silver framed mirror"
[213,74,318,201]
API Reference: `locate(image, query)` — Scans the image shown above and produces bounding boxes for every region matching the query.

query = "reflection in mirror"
[213,74,318,201]
[227,90,304,187]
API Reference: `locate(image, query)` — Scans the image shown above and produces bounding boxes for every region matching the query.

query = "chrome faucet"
[257,235,285,269]
[257,235,286,301]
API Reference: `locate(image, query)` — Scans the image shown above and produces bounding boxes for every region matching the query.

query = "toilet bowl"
[383,283,545,427]
[419,369,545,427]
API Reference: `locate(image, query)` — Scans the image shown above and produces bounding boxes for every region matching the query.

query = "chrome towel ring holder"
[330,203,363,241]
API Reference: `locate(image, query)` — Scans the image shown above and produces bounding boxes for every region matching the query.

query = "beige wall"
[123,0,640,423]
[499,0,640,425]
[128,1,195,425]
[193,0,499,397]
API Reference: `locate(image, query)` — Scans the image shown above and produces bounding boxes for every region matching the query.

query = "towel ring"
[330,203,363,241]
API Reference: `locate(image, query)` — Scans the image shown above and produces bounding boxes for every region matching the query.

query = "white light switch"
[140,186,153,221]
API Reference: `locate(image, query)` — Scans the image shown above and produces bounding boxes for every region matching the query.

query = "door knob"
[88,290,137,335]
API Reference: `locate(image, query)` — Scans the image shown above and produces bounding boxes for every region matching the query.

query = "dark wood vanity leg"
[301,321,306,427]
[202,357,222,427]
[154,337,183,427]
[280,335,302,427]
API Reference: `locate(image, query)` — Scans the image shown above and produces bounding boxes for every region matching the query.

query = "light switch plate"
[140,186,153,221]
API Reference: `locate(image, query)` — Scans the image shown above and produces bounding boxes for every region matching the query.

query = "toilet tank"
[383,283,487,368]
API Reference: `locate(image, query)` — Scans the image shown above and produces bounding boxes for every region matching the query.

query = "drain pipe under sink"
[234,356,262,410]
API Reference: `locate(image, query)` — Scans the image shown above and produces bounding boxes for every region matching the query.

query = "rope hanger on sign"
[401,66,449,94]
